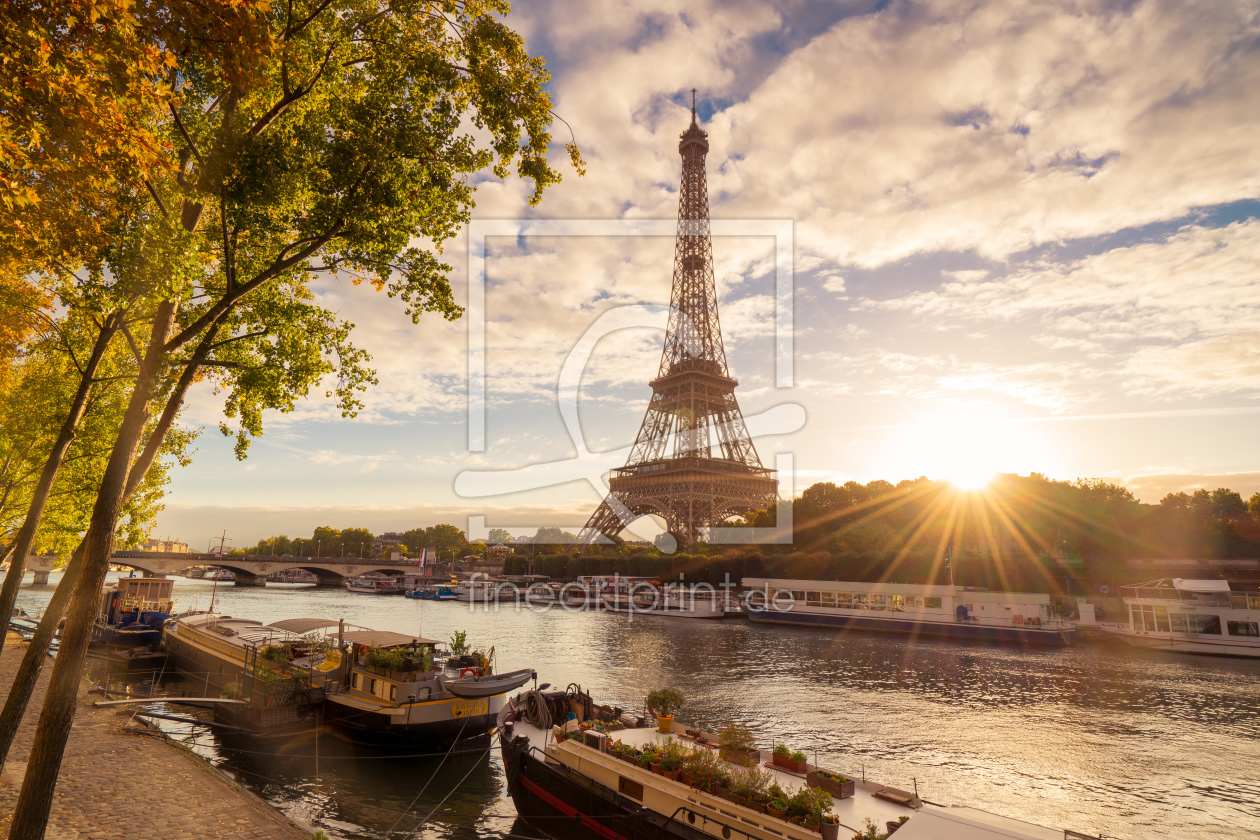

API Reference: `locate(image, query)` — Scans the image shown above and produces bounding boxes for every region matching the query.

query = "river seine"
[14,572,1260,839]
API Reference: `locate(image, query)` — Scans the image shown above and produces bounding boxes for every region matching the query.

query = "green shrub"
[718,724,756,753]
[364,644,406,670]
[773,743,790,756]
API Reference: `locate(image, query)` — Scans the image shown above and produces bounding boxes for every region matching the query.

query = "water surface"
[15,572,1260,839]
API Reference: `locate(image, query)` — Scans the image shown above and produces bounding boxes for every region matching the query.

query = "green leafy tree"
[3,2,580,831]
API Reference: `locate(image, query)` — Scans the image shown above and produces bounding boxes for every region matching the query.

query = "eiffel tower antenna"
[578,95,778,549]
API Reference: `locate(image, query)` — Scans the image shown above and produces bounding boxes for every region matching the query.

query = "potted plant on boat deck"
[787,786,814,824]
[729,765,773,813]
[646,687,685,733]
[718,724,759,766]
[807,767,855,800]
[660,754,683,781]
[682,747,720,792]
[805,786,835,837]
[772,743,810,774]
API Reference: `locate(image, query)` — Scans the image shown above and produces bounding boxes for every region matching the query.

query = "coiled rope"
[522,689,552,731]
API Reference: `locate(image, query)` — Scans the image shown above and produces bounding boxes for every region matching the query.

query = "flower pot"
[656,714,674,733]
[771,754,809,774]
[719,747,759,766]
[821,821,841,840]
[679,770,696,786]
[663,768,681,781]
[651,762,663,775]
[805,821,821,835]
[807,771,855,800]
[767,806,788,819]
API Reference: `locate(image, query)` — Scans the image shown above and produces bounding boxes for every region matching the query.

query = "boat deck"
[504,701,918,837]
[503,693,1084,840]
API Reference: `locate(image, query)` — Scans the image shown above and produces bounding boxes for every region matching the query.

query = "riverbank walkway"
[0,634,308,840]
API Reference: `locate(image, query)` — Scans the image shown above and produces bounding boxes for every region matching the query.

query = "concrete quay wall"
[0,638,308,840]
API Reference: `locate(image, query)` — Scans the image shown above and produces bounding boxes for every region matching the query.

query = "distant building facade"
[140,537,189,553]
[373,532,406,555]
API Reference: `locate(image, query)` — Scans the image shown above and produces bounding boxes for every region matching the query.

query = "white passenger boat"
[743,578,1076,645]
[1096,578,1260,657]
[600,586,726,620]
[345,575,406,594]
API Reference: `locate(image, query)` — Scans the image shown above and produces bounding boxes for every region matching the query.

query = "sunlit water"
[14,572,1260,839]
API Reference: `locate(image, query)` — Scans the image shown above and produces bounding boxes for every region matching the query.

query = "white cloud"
[868,220,1260,398]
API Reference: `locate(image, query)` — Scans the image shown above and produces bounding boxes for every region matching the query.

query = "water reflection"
[17,573,1260,839]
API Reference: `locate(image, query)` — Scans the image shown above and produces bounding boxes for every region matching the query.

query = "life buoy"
[460,667,478,679]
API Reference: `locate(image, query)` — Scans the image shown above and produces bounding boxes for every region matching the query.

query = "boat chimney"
[338,618,344,648]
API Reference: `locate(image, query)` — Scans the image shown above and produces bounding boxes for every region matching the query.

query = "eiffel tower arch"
[577,94,778,549]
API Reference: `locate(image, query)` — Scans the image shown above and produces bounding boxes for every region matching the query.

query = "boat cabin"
[99,576,174,624]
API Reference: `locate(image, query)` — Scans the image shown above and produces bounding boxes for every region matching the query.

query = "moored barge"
[498,684,1101,840]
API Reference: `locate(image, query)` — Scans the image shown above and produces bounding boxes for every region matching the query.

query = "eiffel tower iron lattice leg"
[578,93,778,549]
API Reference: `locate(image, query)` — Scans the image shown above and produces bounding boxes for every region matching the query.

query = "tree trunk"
[0,318,215,775]
[0,542,84,770]
[7,301,176,840]
[0,315,119,659]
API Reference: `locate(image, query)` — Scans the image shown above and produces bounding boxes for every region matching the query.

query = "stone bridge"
[19,551,418,587]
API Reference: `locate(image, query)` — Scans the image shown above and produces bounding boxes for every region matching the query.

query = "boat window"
[1191,615,1222,635]
[1131,607,1144,631]
[791,591,806,602]
[853,594,869,609]
[888,595,905,611]
[1251,595,1260,611]
[906,596,919,608]
[1228,621,1260,637]
[870,594,886,610]
[1170,612,1188,633]
[924,597,942,609]
[1231,595,1249,610]
[837,593,853,606]
[618,776,644,800]
[352,673,361,690]
[821,592,836,606]
[390,684,397,701]
[1154,606,1170,633]
[366,677,376,695]
[806,591,822,606]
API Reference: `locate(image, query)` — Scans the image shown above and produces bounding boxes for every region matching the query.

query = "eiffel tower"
[577,93,778,548]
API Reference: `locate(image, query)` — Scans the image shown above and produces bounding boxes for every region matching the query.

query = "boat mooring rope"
[522,690,552,731]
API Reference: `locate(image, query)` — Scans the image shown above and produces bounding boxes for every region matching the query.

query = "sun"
[884,412,1044,488]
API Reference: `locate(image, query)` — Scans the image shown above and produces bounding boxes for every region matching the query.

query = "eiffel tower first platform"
[577,95,778,549]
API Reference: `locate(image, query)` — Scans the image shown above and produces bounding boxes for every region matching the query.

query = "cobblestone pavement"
[0,635,308,840]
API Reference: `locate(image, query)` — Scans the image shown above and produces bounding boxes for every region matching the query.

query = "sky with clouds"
[157,0,1260,549]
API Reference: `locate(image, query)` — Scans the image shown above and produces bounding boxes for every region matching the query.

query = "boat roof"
[178,613,299,646]
[743,578,1052,601]
[342,629,440,648]
[893,805,1062,840]
[1172,578,1231,592]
